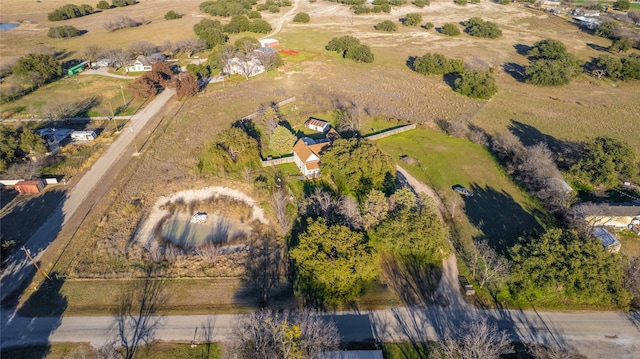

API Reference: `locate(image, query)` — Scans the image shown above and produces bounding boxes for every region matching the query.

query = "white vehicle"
[190,212,208,224]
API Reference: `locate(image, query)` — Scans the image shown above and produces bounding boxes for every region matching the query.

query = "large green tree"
[320,138,395,198]
[193,19,227,48]
[290,218,378,306]
[371,192,449,262]
[571,136,639,187]
[13,54,62,86]
[463,17,502,38]
[412,53,465,75]
[509,228,630,308]
[269,125,296,155]
[0,125,19,171]
[454,70,498,99]
[198,126,260,175]
[525,39,582,86]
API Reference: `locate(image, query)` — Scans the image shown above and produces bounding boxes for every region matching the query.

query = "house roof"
[326,128,341,142]
[305,117,330,130]
[592,227,621,248]
[586,203,640,217]
[293,139,329,163]
[135,55,151,66]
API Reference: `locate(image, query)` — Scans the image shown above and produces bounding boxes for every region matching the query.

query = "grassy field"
[1,342,222,359]
[0,75,140,119]
[377,127,547,253]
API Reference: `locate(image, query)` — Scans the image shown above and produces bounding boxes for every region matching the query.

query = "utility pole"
[22,247,51,280]
[109,100,120,133]
[120,85,127,108]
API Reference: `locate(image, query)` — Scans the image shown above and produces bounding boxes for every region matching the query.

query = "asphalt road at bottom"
[1,307,639,358]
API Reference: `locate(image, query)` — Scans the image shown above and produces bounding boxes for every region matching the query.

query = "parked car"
[453,185,474,197]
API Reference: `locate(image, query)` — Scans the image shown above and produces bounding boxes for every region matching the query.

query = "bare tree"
[255,50,281,73]
[491,131,523,168]
[195,242,222,262]
[529,344,584,359]
[83,45,105,64]
[338,195,363,230]
[231,309,340,359]
[361,189,389,230]
[623,256,640,308]
[244,230,286,306]
[447,194,464,221]
[270,187,292,236]
[218,44,237,72]
[301,188,339,223]
[333,101,364,134]
[128,41,158,57]
[114,270,168,359]
[103,48,131,70]
[474,240,510,289]
[438,318,513,359]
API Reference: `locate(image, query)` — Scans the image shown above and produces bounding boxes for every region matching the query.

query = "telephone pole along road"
[0,89,176,303]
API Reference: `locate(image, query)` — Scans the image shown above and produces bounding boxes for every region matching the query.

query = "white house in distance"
[293,138,331,178]
[259,38,278,48]
[126,55,152,72]
[224,57,265,78]
[305,117,330,133]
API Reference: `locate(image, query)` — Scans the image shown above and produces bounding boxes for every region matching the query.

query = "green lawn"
[1,342,222,359]
[377,127,548,254]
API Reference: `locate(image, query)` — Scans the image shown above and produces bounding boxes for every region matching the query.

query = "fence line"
[238,96,296,121]
[261,155,295,167]
[366,123,416,140]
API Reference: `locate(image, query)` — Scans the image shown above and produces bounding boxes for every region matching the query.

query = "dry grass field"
[3,0,639,313]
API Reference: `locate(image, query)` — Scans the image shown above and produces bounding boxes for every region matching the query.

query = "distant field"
[377,127,547,252]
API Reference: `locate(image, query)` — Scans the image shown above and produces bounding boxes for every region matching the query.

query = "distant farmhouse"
[584,203,640,229]
[224,57,265,78]
[126,55,153,72]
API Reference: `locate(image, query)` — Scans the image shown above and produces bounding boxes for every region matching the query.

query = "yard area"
[377,127,548,254]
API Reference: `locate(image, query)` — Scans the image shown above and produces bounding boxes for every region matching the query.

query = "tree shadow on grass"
[463,183,543,255]
[502,62,527,82]
[380,254,442,306]
[442,73,460,90]
[507,120,583,170]
[587,43,608,52]
[513,44,532,56]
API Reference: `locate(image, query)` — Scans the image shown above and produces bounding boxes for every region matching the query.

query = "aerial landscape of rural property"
[1,0,640,357]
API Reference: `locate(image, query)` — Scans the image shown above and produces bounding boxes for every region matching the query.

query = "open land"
[0,0,639,357]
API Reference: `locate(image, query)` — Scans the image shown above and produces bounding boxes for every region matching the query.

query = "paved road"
[1,308,639,358]
[0,89,176,303]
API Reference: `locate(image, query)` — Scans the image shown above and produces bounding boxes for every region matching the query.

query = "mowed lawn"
[377,127,547,253]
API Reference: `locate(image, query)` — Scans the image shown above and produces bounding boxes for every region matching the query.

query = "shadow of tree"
[380,255,442,306]
[1,277,67,358]
[502,62,527,82]
[463,183,543,254]
[507,120,582,170]
[513,43,532,56]
[587,42,608,52]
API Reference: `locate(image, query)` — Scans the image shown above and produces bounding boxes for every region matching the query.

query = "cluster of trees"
[350,0,400,14]
[198,125,260,175]
[593,53,640,81]
[320,138,395,198]
[510,228,630,307]
[221,14,272,34]
[412,53,464,75]
[293,12,311,23]
[440,23,461,36]
[325,36,374,63]
[200,0,255,16]
[570,136,639,188]
[375,19,397,32]
[256,0,292,13]
[13,53,62,88]
[413,0,430,7]
[127,62,198,99]
[112,0,137,6]
[194,19,228,48]
[463,17,502,38]
[525,39,582,86]
[410,53,497,99]
[47,25,81,39]
[0,125,47,172]
[47,4,94,21]
[231,309,340,359]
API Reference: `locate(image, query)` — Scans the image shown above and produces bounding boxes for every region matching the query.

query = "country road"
[0,89,176,303]
[1,307,639,358]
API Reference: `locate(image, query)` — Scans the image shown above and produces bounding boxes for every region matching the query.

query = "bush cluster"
[293,12,311,23]
[200,0,255,17]
[525,39,582,86]
[412,53,464,75]
[48,4,94,21]
[454,70,497,99]
[164,10,182,20]
[96,1,110,9]
[326,36,374,63]
[47,25,81,38]
[403,13,422,26]
[375,20,397,32]
[440,23,460,36]
[463,17,502,38]
[595,53,640,80]
[112,0,136,6]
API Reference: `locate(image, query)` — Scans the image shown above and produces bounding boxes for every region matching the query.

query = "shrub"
[112,0,136,7]
[268,5,280,13]
[249,19,272,33]
[345,44,375,63]
[326,36,374,63]
[440,23,460,36]
[454,70,498,99]
[48,4,94,21]
[423,22,434,30]
[164,10,182,20]
[96,1,110,9]
[455,0,467,5]
[412,53,465,75]
[412,0,430,7]
[293,12,311,23]
[403,13,422,26]
[375,20,397,32]
[248,10,262,19]
[47,25,81,38]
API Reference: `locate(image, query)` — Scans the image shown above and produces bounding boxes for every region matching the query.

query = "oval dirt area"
[161,212,249,248]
